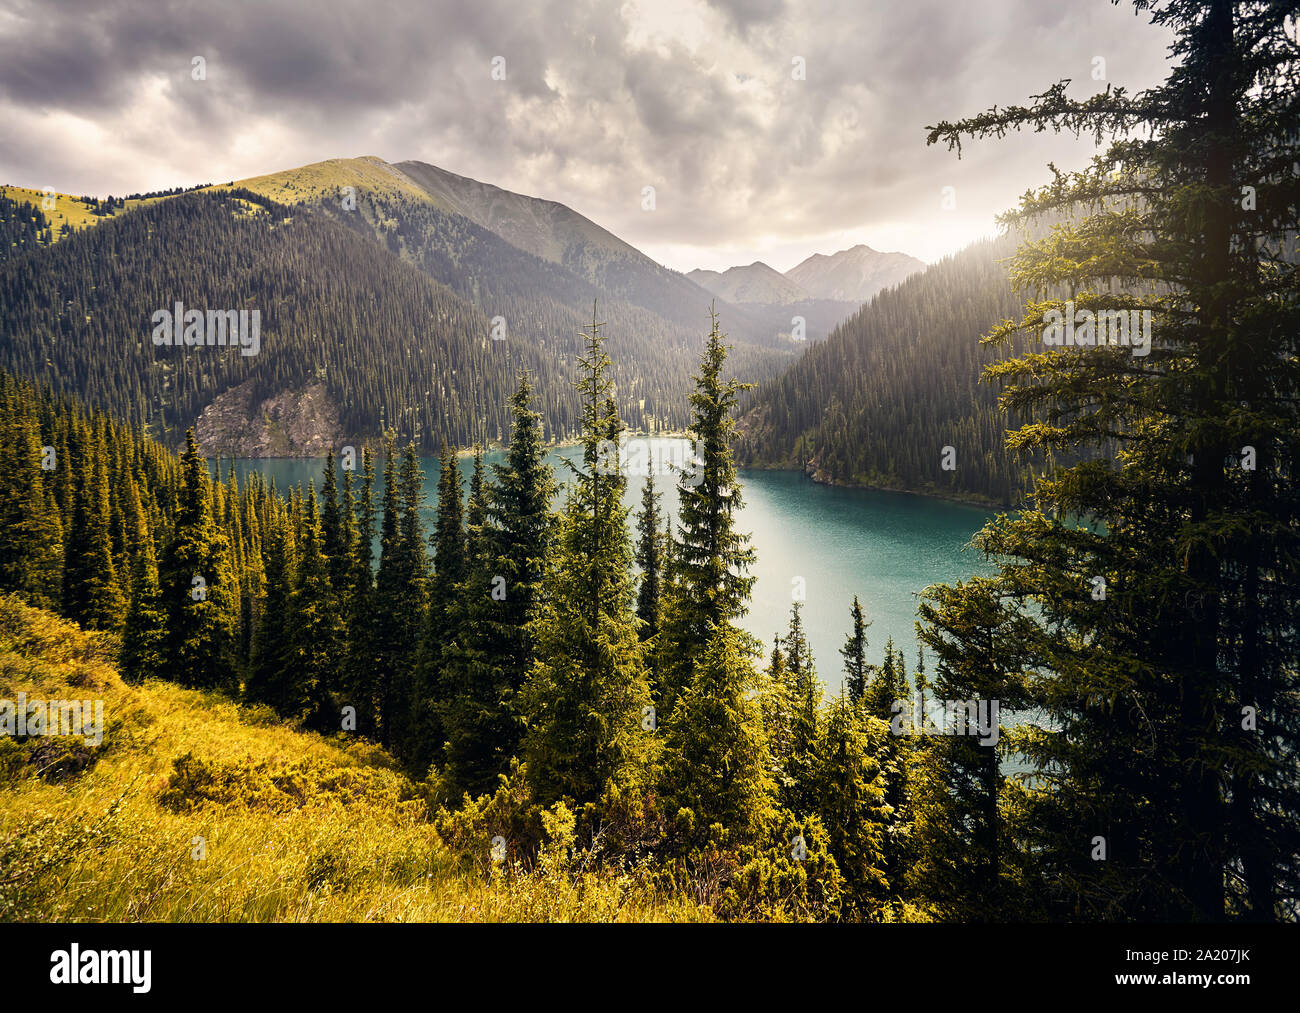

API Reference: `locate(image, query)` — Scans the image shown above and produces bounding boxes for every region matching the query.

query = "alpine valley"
[0,157,1015,504]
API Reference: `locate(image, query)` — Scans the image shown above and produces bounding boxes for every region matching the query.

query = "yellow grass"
[205,156,434,207]
[0,596,710,922]
[2,156,436,253]
[0,185,169,245]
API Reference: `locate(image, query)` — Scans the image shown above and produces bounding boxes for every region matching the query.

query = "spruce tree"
[158,429,238,691]
[443,381,555,794]
[64,424,124,629]
[410,442,466,776]
[662,621,774,846]
[634,472,663,644]
[119,526,166,682]
[864,635,906,724]
[913,578,1034,921]
[372,432,421,747]
[338,463,357,598]
[780,601,821,816]
[657,308,757,715]
[464,447,488,560]
[246,510,297,713]
[429,442,466,618]
[0,376,63,609]
[439,447,507,795]
[384,442,428,757]
[523,308,653,807]
[812,695,891,918]
[484,374,555,687]
[760,634,796,789]
[840,595,870,704]
[287,485,345,726]
[924,0,1300,920]
[344,445,379,737]
[320,446,351,596]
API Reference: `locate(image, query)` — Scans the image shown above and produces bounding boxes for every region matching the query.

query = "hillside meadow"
[0,595,713,923]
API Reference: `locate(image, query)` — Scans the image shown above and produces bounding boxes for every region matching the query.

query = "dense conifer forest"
[0,187,794,452]
[0,186,799,457]
[737,234,1038,504]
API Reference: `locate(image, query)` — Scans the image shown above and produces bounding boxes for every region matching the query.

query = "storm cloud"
[0,0,1173,270]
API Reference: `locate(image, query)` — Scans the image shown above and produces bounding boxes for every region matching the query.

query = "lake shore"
[211,433,1015,513]
[738,460,1019,511]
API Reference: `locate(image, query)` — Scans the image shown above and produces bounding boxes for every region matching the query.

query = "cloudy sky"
[0,0,1174,272]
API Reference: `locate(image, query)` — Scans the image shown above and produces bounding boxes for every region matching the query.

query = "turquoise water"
[217,444,996,691]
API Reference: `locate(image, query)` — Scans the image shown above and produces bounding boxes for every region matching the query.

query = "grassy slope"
[1,156,433,251]
[0,185,170,245]
[0,595,708,922]
[208,156,436,208]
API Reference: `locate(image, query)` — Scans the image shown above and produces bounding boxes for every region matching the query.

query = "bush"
[432,759,544,874]
[718,814,844,922]
[158,752,423,816]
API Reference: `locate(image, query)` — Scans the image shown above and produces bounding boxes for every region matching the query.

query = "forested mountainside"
[0,195,49,265]
[738,234,1035,505]
[0,159,813,454]
[222,157,818,352]
[0,187,561,452]
[0,185,787,455]
[310,188,797,417]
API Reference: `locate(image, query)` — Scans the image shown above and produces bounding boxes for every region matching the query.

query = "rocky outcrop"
[195,381,343,458]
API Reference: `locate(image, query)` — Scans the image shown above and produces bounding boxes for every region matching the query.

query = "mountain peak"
[219,155,429,206]
[687,261,809,305]
[785,244,924,303]
[394,158,646,267]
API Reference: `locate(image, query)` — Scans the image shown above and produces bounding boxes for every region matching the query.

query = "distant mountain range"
[787,244,925,301]
[689,245,924,305]
[687,262,810,305]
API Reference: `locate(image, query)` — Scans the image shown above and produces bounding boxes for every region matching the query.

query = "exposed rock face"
[195,381,343,458]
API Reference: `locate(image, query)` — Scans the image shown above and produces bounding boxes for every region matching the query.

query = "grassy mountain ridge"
[0,185,173,252]
[213,155,431,206]
[395,159,647,266]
